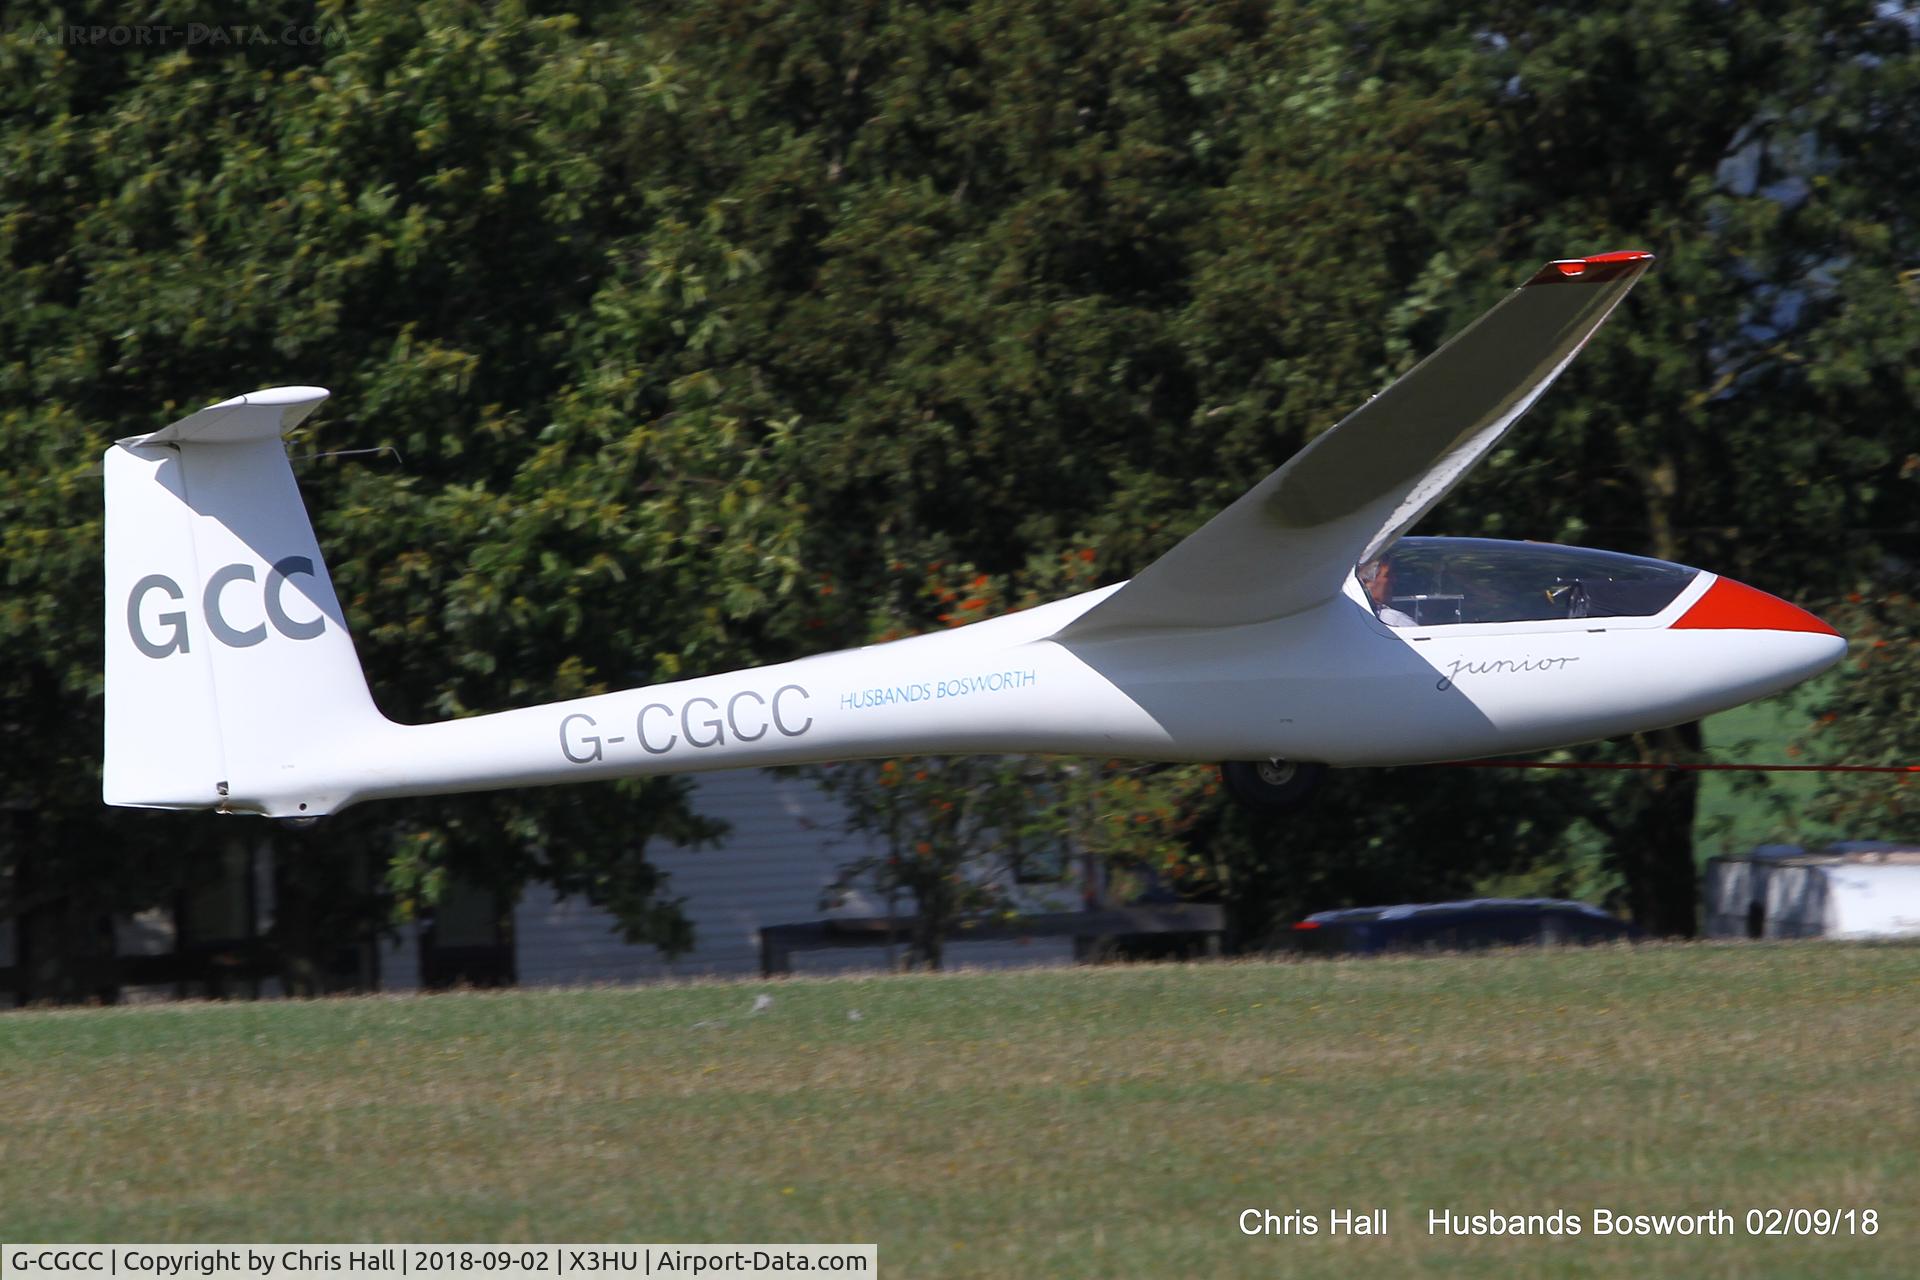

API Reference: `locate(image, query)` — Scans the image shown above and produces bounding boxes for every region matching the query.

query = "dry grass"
[2,943,1916,1277]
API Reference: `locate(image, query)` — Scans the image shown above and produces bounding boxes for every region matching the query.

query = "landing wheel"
[1221,759,1327,813]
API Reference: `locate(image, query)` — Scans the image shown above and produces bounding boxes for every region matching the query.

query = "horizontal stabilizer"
[119,385,330,448]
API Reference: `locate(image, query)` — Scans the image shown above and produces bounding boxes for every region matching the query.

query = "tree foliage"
[4,1,1918,993]
[1813,582,1920,837]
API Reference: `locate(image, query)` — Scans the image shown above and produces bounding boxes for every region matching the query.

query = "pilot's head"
[1358,558,1392,607]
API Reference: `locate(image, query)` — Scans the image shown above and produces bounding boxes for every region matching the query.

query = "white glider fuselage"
[173,555,1839,818]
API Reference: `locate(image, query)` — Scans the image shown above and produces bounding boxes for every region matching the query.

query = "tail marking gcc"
[127,557,326,657]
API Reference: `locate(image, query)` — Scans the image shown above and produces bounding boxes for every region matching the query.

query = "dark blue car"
[1286,898,1638,954]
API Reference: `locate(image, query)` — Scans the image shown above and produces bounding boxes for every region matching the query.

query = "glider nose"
[1672,576,1838,638]
[1673,575,1848,685]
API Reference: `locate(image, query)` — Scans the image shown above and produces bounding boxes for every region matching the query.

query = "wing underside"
[1056,251,1655,640]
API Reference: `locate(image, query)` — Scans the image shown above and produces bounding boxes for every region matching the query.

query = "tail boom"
[102,408,1159,817]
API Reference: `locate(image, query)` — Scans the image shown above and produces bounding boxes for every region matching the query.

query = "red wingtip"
[1671,576,1839,636]
[1526,249,1656,286]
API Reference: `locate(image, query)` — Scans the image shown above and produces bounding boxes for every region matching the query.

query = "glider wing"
[1056,251,1654,639]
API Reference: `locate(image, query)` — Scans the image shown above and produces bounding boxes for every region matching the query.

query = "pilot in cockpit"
[1357,557,1415,627]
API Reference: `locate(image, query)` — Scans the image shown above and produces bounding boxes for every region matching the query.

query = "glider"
[103,251,1845,817]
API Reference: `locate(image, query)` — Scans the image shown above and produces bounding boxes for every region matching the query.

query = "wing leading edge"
[1055,251,1655,640]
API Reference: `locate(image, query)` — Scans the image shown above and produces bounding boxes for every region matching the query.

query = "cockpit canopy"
[1356,538,1700,627]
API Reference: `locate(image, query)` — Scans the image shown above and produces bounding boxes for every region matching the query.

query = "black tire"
[1221,759,1327,812]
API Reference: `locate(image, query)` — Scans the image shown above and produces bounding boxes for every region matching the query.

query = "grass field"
[3,943,1916,1277]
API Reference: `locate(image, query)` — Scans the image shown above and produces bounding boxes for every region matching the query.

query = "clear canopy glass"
[1355,537,1699,627]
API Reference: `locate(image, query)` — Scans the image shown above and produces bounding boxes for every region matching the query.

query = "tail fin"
[103,387,390,816]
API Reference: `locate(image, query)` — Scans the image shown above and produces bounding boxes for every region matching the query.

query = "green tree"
[1,1,742,988]
[6,0,1918,998]
[1398,0,1920,931]
[1813,581,1920,838]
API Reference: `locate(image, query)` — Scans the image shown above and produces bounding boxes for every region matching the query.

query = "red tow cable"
[1440,761,1920,774]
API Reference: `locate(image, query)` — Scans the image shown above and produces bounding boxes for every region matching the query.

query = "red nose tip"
[1671,577,1838,636]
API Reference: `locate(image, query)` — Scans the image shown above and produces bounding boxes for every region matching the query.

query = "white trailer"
[1704,844,1920,940]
